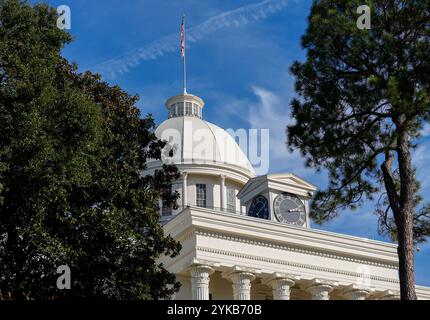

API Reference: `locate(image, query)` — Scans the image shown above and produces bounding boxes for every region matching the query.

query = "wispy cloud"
[245,86,320,179]
[93,0,291,79]
[247,86,292,160]
[244,86,385,238]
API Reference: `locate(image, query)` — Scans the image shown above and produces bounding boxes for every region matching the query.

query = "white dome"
[155,116,255,175]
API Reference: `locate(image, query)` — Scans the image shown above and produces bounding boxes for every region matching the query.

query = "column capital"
[262,273,300,300]
[305,279,338,300]
[263,272,300,282]
[189,264,215,276]
[182,171,188,179]
[185,258,219,274]
[229,271,256,284]
[222,266,258,300]
[189,264,215,301]
[341,284,374,300]
[378,289,400,300]
[188,258,220,269]
[222,266,259,280]
[262,273,299,287]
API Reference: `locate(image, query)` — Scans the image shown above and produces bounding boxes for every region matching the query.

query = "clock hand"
[256,206,265,217]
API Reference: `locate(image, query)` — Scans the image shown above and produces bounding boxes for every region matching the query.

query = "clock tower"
[237,174,317,228]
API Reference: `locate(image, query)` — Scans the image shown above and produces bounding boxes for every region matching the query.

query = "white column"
[263,273,298,300]
[306,279,337,300]
[220,174,226,211]
[342,285,373,300]
[182,172,188,207]
[230,272,256,300]
[190,265,214,300]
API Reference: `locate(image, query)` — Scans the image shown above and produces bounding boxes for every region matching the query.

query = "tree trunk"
[396,212,417,300]
[395,128,417,300]
[381,127,417,300]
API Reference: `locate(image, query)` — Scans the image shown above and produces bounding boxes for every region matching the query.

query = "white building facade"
[145,92,430,300]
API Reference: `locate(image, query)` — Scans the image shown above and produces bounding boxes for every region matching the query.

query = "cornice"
[164,208,399,265]
[196,246,399,285]
[144,161,254,184]
[194,229,398,269]
[188,208,398,259]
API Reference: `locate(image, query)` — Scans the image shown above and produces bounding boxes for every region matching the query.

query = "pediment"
[267,174,317,192]
[237,173,317,202]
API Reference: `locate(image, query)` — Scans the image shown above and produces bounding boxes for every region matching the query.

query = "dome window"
[227,187,236,213]
[196,184,207,208]
[169,105,175,118]
[186,102,193,116]
[177,102,184,116]
[162,205,172,217]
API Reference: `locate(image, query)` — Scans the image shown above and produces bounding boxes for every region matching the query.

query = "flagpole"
[182,15,187,95]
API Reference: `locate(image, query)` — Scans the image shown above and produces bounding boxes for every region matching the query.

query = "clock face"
[248,195,269,220]
[273,193,306,226]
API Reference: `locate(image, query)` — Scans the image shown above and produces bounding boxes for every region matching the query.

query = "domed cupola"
[154,92,255,177]
[145,16,256,224]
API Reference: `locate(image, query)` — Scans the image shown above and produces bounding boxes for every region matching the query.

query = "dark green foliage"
[0,0,180,300]
[288,0,429,299]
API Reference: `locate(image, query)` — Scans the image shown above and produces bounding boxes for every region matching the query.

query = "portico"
[160,206,430,300]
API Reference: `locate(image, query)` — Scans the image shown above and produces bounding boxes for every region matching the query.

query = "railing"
[160,204,247,220]
[194,205,246,216]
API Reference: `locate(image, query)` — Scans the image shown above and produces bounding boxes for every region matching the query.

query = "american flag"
[181,16,185,58]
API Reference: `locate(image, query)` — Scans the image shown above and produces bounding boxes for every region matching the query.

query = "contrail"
[93,0,291,79]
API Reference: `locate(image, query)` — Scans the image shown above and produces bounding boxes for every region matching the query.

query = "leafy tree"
[0,0,180,300]
[287,0,429,300]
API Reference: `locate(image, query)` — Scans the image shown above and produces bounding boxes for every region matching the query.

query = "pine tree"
[288,0,429,300]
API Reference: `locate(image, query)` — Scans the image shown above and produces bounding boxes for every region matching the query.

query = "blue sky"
[39,0,430,285]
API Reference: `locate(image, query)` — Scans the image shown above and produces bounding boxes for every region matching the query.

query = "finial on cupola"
[181,15,187,95]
